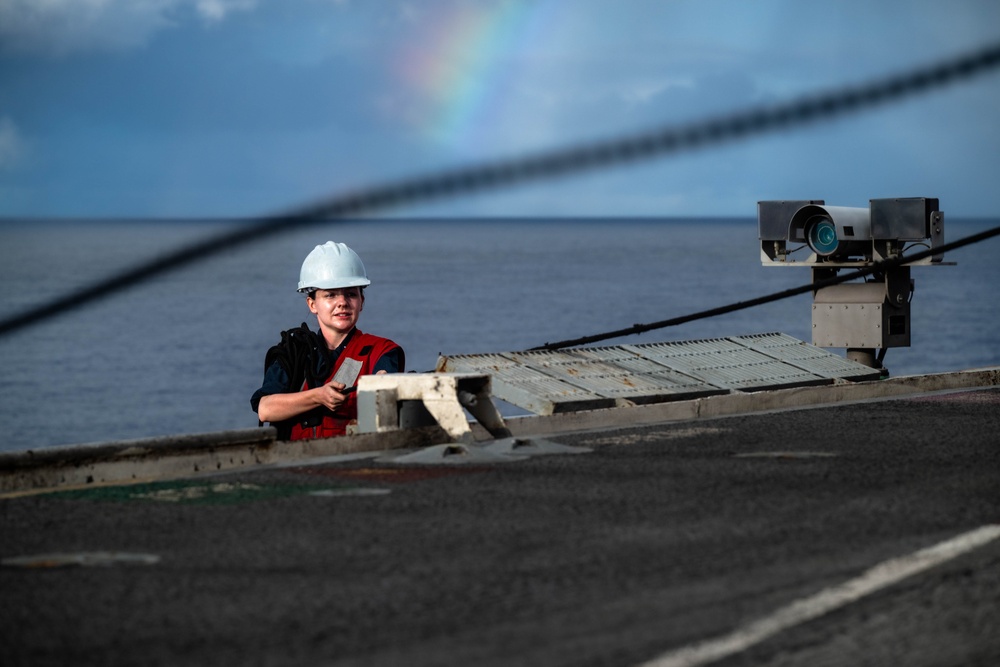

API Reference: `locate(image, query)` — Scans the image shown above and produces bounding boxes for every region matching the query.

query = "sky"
[1,0,999,219]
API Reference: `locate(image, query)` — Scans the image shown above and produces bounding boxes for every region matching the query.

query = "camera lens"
[807,217,839,255]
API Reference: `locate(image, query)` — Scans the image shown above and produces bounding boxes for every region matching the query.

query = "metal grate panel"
[504,348,719,402]
[438,352,610,414]
[437,333,882,415]
[626,341,821,391]
[733,332,882,381]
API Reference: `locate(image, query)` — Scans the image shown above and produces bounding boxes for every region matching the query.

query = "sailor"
[251,242,404,439]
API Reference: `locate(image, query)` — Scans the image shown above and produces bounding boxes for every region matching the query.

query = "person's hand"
[313,381,348,411]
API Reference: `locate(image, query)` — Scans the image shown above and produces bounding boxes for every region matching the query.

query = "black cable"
[529,225,1000,351]
[2,41,1000,337]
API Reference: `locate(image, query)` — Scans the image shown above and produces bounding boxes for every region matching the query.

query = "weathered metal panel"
[437,353,609,414]
[735,332,882,381]
[503,348,715,402]
[437,334,885,415]
[625,338,826,391]
[576,347,726,403]
[572,346,722,395]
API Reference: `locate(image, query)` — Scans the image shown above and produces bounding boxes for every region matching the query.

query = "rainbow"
[394,1,554,146]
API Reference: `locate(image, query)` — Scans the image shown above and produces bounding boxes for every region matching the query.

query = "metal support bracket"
[811,265,913,353]
[356,373,511,443]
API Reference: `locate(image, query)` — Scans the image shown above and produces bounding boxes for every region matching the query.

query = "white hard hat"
[297,241,371,292]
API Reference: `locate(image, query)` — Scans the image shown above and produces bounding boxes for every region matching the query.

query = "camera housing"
[758,197,944,266]
[756,197,949,370]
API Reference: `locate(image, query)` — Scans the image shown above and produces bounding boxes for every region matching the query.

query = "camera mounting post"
[757,198,951,373]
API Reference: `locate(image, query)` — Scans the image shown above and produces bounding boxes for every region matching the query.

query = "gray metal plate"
[437,333,881,415]
[733,332,883,381]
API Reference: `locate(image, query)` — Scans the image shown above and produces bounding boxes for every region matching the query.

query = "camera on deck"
[758,198,945,266]
[757,198,949,371]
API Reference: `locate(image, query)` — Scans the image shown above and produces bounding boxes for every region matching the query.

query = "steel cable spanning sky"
[1,40,999,338]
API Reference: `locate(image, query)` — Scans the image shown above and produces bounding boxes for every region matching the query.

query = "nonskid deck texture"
[437,332,882,415]
[3,387,999,667]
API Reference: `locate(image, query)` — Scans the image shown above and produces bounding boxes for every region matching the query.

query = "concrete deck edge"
[0,425,451,496]
[2,366,998,496]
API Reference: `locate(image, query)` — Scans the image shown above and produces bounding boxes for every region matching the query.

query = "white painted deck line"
[638,524,1000,667]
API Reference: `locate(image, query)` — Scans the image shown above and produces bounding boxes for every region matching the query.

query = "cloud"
[620,78,695,106]
[194,0,257,23]
[0,116,25,169]
[0,0,256,56]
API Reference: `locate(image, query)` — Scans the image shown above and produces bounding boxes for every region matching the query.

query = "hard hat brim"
[297,277,371,292]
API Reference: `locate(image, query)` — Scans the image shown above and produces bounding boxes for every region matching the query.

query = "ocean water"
[1,217,998,453]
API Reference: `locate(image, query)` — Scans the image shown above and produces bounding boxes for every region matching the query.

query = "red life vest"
[288,330,401,440]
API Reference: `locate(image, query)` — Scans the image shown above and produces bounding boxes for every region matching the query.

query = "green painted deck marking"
[296,465,492,483]
[49,479,369,505]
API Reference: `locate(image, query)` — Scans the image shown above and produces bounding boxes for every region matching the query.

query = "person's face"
[308,287,364,339]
